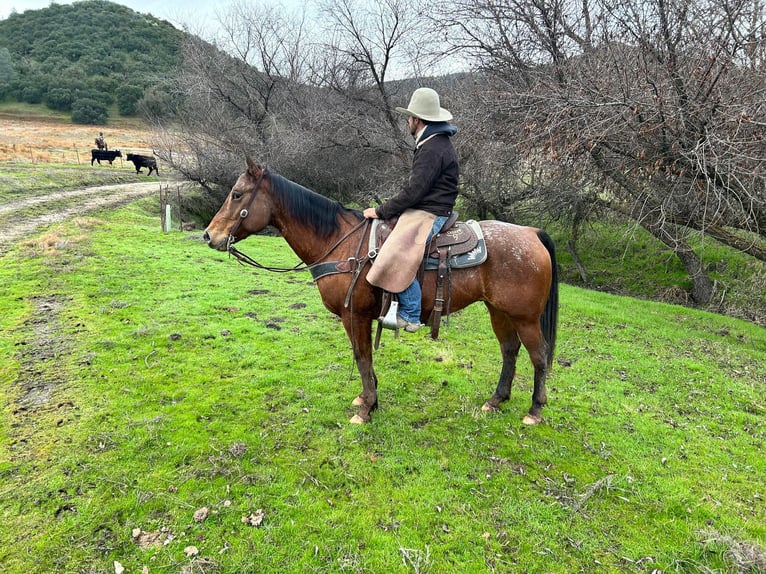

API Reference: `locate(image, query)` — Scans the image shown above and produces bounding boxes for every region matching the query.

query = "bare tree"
[151,1,317,195]
[305,0,443,203]
[152,0,443,206]
[435,0,766,304]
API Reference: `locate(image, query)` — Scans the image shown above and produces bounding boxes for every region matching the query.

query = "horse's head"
[203,157,273,251]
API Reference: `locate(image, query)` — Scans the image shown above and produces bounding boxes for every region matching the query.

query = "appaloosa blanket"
[366,209,436,293]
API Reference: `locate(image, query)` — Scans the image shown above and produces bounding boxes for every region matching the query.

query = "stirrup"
[380,299,400,330]
[375,293,399,349]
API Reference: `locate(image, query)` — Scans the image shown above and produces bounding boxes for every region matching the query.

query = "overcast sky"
[0,0,305,37]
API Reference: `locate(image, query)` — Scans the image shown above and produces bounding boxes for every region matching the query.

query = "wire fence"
[0,143,155,165]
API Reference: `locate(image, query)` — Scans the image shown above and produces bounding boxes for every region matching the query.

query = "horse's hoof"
[349,414,368,425]
[352,395,365,407]
[481,402,498,412]
[522,414,542,425]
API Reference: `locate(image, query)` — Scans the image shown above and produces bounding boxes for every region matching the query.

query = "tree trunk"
[674,246,714,305]
[566,218,588,284]
[642,222,715,305]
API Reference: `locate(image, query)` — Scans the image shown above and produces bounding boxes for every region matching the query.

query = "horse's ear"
[245,155,262,178]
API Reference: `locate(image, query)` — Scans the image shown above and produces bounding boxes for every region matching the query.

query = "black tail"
[537,229,559,368]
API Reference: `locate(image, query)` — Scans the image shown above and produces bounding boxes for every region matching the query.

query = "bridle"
[226,169,267,259]
[225,169,372,286]
[226,168,309,272]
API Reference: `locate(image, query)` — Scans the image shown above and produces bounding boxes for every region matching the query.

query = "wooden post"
[177,185,182,230]
[160,185,166,231]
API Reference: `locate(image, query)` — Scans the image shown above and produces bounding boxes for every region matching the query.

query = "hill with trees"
[0,0,186,123]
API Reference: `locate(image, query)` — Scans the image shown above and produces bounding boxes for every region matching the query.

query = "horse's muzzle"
[202,229,227,251]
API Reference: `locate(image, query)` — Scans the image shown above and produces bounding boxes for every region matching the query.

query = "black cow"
[91,149,122,166]
[126,153,159,176]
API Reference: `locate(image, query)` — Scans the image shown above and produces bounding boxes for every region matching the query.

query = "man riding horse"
[362,88,459,333]
[95,132,108,151]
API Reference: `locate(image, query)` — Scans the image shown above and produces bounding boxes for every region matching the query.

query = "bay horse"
[203,158,559,425]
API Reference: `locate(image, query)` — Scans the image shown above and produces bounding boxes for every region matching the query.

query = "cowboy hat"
[395,87,453,122]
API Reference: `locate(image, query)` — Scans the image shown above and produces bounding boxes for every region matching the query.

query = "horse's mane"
[269,172,361,238]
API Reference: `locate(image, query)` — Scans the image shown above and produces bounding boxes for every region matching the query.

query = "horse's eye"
[232,191,243,200]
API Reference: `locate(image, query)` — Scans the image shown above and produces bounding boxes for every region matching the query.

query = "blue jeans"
[397,215,449,323]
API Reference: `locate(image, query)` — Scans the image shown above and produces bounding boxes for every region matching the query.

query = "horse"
[203,158,559,425]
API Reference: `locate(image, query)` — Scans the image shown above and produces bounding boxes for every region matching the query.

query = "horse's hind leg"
[517,322,550,425]
[482,306,521,413]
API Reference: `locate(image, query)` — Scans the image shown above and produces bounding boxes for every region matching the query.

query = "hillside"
[0,0,187,122]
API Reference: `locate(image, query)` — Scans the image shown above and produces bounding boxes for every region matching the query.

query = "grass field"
[1,193,764,573]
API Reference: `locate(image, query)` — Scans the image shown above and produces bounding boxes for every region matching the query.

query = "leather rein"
[225,169,372,306]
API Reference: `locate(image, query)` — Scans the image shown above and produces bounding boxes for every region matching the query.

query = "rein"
[228,245,308,273]
[228,218,370,273]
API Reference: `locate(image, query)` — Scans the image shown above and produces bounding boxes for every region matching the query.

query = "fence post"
[177,185,182,230]
[160,184,166,231]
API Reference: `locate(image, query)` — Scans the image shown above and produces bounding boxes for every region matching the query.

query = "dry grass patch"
[0,116,155,164]
[21,217,103,257]
[700,528,766,573]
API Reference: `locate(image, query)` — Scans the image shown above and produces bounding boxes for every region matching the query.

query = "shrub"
[116,84,144,116]
[71,97,109,125]
[45,87,75,111]
[21,85,43,104]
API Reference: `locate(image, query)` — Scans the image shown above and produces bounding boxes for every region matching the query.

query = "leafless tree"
[435,0,766,304]
[153,0,443,206]
[150,1,317,197]
[304,0,433,203]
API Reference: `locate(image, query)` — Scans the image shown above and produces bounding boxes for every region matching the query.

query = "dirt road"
[0,181,159,254]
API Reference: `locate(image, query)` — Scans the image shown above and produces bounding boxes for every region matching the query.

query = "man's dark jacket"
[375,123,459,220]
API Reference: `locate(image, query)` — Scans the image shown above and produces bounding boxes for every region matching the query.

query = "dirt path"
[0,181,159,253]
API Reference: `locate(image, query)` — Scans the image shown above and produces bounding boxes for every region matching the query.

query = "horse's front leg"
[341,313,378,424]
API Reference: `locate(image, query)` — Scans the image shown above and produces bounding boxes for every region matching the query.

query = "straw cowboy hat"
[395,87,453,122]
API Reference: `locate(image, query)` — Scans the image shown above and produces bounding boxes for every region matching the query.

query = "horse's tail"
[537,229,559,368]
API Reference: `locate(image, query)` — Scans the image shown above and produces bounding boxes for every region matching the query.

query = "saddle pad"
[424,220,487,270]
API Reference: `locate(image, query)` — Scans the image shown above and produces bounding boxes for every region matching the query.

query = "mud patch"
[13,295,68,413]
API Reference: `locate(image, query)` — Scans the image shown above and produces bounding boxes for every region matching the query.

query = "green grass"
[0,101,72,121]
[1,195,764,573]
[0,163,152,201]
[549,220,766,326]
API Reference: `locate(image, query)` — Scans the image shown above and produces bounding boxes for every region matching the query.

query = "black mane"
[269,172,361,238]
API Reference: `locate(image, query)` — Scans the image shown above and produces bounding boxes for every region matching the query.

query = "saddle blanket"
[424,220,487,269]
